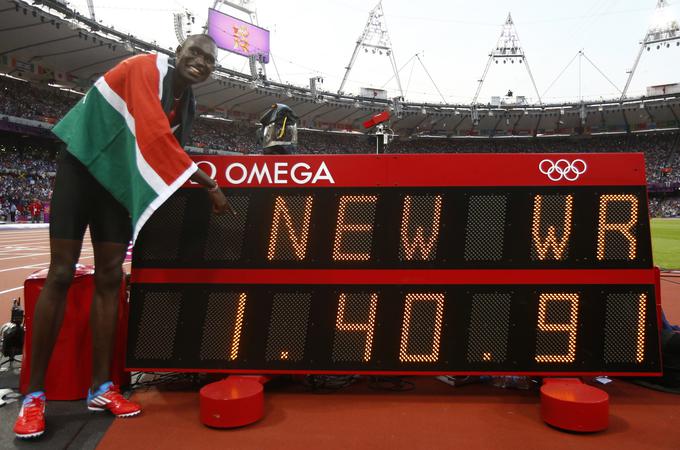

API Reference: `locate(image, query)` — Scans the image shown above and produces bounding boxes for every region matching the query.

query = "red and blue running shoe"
[87,382,141,418]
[14,391,46,439]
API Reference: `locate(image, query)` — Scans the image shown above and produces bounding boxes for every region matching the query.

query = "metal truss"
[338,1,403,98]
[472,13,541,106]
[621,0,680,100]
[173,10,195,45]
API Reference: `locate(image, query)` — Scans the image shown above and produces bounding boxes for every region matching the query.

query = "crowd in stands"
[0,142,55,222]
[188,120,375,155]
[1,75,680,219]
[185,120,680,187]
[297,130,373,154]
[649,197,680,218]
[0,75,80,123]
[386,132,680,186]
[190,119,259,154]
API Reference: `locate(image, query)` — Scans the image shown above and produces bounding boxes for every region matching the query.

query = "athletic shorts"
[49,150,132,244]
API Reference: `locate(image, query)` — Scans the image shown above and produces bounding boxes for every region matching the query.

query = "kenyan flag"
[53,54,197,243]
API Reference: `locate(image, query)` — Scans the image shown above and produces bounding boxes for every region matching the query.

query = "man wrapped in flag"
[15,34,227,439]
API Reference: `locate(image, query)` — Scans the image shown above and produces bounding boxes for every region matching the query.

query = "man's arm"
[189,168,231,214]
[107,55,231,214]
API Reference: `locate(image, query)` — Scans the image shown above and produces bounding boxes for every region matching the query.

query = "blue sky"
[65,0,680,104]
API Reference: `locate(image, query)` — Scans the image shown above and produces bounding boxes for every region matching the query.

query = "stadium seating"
[0,77,679,217]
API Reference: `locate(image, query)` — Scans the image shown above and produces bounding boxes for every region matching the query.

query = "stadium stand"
[1,78,679,218]
[0,136,56,222]
[189,119,259,154]
[0,75,78,123]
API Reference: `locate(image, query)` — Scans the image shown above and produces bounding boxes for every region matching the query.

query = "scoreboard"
[127,153,662,375]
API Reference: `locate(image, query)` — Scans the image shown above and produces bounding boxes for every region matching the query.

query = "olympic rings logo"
[538,159,587,182]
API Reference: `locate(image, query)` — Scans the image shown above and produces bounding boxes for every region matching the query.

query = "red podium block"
[20,265,130,400]
[200,376,267,428]
[541,378,609,432]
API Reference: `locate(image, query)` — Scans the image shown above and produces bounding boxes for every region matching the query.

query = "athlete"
[14,34,227,439]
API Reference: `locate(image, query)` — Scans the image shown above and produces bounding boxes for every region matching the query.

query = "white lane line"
[0,234,49,240]
[0,241,49,244]
[0,236,52,242]
[0,252,94,261]
[0,286,23,295]
[0,247,51,251]
[0,255,96,273]
[0,243,51,248]
[0,246,50,250]
[0,242,91,247]
[0,230,48,234]
[0,262,49,273]
[0,236,93,243]
[0,253,51,261]
[0,246,93,251]
[0,251,51,255]
[0,245,51,250]
[0,252,94,260]
[0,262,133,295]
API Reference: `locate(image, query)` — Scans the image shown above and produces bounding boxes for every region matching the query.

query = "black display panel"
[127,154,661,375]
[127,283,660,373]
[132,186,652,270]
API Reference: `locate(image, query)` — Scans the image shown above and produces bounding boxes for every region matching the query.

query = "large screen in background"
[127,153,662,375]
[207,8,270,63]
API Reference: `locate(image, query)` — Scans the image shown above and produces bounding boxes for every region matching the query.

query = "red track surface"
[99,377,680,450]
[2,228,679,448]
[0,228,130,324]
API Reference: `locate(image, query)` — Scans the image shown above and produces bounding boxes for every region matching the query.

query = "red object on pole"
[19,265,130,400]
[362,111,390,129]
[540,378,609,432]
[200,376,269,428]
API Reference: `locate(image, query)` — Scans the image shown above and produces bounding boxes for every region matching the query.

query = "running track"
[0,228,678,326]
[0,228,131,324]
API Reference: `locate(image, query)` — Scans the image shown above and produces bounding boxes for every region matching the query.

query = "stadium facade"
[1,0,679,138]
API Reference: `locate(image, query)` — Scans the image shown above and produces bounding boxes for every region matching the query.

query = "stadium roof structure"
[1,0,680,137]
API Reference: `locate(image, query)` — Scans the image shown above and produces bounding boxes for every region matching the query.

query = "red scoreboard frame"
[127,153,662,376]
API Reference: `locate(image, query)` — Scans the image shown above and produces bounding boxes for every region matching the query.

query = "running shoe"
[87,382,141,418]
[14,392,45,439]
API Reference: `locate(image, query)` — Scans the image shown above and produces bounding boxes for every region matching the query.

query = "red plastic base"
[540,378,609,432]
[199,376,268,428]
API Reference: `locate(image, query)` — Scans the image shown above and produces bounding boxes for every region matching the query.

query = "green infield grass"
[651,218,680,269]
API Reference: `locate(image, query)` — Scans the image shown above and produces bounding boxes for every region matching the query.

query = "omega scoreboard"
[127,153,662,376]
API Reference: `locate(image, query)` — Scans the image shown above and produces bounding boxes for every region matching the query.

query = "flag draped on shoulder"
[52,53,197,243]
